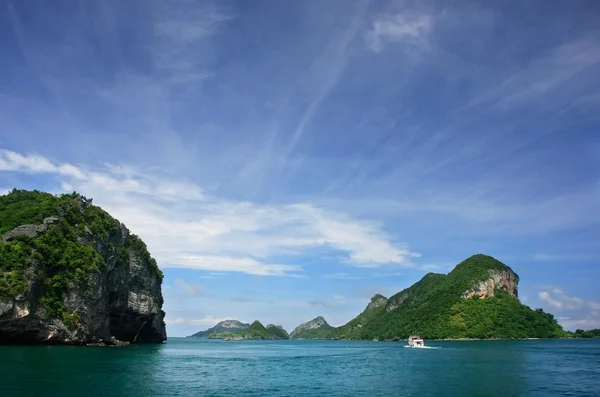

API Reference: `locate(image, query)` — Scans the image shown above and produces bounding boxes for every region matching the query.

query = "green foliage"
[572,329,600,338]
[309,255,565,340]
[0,270,29,299]
[291,324,334,339]
[449,292,566,338]
[0,189,66,234]
[63,312,81,331]
[126,234,164,280]
[266,325,290,339]
[83,204,120,238]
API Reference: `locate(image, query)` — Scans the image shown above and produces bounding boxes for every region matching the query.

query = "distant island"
[194,320,290,340]
[189,319,250,338]
[191,254,570,341]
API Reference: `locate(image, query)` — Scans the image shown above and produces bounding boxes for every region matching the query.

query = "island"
[0,189,166,345]
[192,320,290,340]
[189,319,250,338]
[289,254,567,340]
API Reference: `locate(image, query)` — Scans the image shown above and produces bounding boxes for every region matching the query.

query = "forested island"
[0,189,166,345]
[289,254,567,340]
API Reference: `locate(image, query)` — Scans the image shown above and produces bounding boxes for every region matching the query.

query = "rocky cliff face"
[0,192,166,345]
[290,316,331,338]
[366,294,388,311]
[461,269,519,300]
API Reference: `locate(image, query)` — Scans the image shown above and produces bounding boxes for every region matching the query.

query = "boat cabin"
[408,336,424,347]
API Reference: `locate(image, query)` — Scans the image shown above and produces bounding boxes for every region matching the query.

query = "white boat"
[406,335,425,348]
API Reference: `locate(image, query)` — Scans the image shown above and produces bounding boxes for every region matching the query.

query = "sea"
[1,338,599,397]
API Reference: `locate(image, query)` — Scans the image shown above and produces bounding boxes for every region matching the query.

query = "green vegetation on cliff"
[0,189,163,321]
[290,324,333,340]
[266,324,290,339]
[305,255,566,340]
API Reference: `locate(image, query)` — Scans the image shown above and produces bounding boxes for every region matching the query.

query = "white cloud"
[176,255,303,277]
[538,288,600,330]
[0,149,418,276]
[365,13,432,52]
[538,288,599,311]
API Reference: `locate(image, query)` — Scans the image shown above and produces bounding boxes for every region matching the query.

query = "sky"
[0,0,599,336]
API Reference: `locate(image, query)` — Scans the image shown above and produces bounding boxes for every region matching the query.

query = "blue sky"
[1,0,599,336]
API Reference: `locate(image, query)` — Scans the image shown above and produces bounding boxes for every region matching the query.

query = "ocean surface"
[1,338,599,397]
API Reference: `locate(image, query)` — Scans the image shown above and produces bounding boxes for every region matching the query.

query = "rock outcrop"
[2,217,58,242]
[385,293,408,312]
[366,294,388,311]
[461,269,519,299]
[290,316,333,339]
[0,190,166,345]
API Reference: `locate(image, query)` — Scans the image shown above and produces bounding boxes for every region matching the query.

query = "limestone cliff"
[461,269,519,299]
[0,190,166,345]
[366,294,388,311]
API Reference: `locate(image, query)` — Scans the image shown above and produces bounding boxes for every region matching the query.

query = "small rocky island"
[0,189,166,345]
[191,320,290,340]
[189,319,250,338]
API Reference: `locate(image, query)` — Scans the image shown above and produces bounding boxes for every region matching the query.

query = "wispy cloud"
[0,149,418,276]
[533,253,600,262]
[466,35,600,112]
[322,273,360,280]
[365,12,432,52]
[153,0,232,85]
[173,279,211,297]
[308,300,329,307]
[283,0,371,158]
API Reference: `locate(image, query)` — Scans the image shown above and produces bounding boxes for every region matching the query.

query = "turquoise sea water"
[1,338,599,396]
